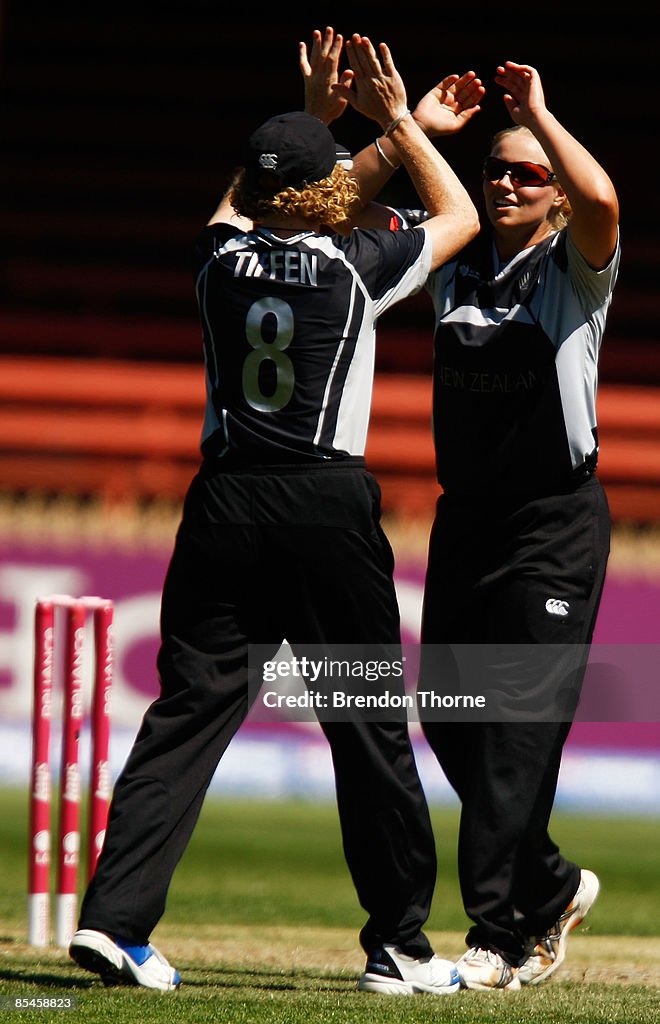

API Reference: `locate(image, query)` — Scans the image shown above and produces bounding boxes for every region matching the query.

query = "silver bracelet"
[383,107,411,138]
[374,137,399,170]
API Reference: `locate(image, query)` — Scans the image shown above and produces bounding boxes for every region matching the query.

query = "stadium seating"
[1,355,659,522]
[1,11,658,523]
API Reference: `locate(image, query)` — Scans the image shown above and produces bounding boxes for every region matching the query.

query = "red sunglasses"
[483,156,556,188]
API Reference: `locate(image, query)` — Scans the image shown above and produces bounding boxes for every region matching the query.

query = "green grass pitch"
[1,788,659,1023]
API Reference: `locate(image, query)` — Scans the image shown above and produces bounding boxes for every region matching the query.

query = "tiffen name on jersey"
[233,250,318,285]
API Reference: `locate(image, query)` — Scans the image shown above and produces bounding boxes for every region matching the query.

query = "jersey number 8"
[242,297,295,413]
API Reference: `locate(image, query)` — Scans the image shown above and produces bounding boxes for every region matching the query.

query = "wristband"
[374,137,400,170]
[383,108,411,138]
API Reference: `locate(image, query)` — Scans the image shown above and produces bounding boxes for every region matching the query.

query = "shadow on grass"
[0,967,95,989]
[0,962,354,996]
[176,963,354,993]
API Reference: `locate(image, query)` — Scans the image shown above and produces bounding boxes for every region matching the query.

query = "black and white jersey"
[192,222,431,463]
[426,229,621,498]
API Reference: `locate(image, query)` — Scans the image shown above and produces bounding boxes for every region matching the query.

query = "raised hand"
[299,26,354,125]
[334,34,408,130]
[494,62,548,126]
[412,71,485,138]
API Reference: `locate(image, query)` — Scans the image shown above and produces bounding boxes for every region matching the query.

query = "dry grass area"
[117,925,660,988]
[0,491,659,577]
[6,925,660,989]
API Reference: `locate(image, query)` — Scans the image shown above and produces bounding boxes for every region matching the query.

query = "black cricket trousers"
[419,476,611,964]
[79,460,437,956]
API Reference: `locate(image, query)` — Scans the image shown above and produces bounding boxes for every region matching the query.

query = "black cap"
[244,111,350,191]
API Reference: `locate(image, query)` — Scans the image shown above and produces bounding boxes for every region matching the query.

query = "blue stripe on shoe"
[112,938,153,966]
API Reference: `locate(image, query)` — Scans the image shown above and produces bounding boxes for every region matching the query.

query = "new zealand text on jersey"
[437,364,538,393]
[232,250,318,285]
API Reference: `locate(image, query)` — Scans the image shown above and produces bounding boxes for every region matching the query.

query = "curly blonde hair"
[230,164,361,229]
[490,125,571,230]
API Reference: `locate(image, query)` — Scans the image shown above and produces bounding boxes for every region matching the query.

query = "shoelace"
[465,947,515,986]
[466,948,498,965]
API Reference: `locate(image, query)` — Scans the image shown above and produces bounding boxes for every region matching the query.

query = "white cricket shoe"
[358,943,460,995]
[69,928,180,991]
[518,868,600,985]
[455,946,521,991]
